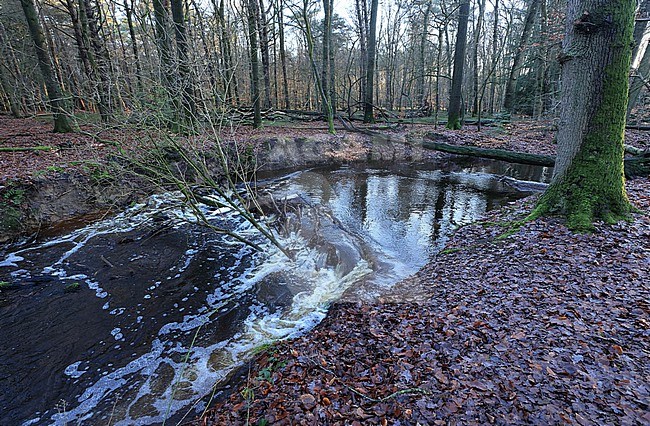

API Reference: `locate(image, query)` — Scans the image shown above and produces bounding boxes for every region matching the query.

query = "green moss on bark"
[446,115,462,130]
[532,0,634,231]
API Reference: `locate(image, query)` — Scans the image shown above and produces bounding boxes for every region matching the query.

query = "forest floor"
[1,115,649,424]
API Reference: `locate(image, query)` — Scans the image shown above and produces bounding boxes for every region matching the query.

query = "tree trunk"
[532,0,635,230]
[363,0,378,123]
[257,0,272,109]
[0,24,23,117]
[247,0,262,128]
[321,0,332,115]
[123,0,143,90]
[355,0,368,115]
[214,0,239,106]
[488,0,499,114]
[447,1,470,130]
[277,0,290,109]
[503,0,539,112]
[627,0,650,119]
[328,0,335,114]
[20,0,73,132]
[472,0,485,116]
[152,0,175,100]
[301,0,334,133]
[627,41,650,120]
[80,0,112,122]
[417,2,432,108]
[534,0,549,118]
[0,65,22,117]
[170,0,196,127]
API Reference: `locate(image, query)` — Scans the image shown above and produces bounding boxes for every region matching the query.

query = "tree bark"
[152,0,175,97]
[627,0,650,119]
[276,0,290,109]
[321,0,332,114]
[0,65,22,117]
[170,0,196,126]
[417,2,432,108]
[472,0,485,116]
[488,0,500,114]
[447,1,470,129]
[532,0,635,230]
[20,0,73,132]
[363,0,378,123]
[123,0,143,90]
[534,0,549,118]
[503,0,539,112]
[257,0,272,109]
[247,0,262,128]
[355,0,368,114]
[80,0,112,122]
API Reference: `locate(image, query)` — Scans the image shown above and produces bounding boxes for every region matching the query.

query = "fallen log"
[626,125,650,131]
[421,134,650,178]
[0,146,52,152]
[421,135,555,166]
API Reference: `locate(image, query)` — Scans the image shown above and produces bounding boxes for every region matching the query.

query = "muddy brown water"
[0,159,550,425]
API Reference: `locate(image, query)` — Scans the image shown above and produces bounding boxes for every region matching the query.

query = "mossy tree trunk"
[447,1,470,130]
[20,0,73,133]
[532,0,635,230]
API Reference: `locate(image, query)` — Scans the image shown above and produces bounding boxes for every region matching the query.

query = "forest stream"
[0,159,550,425]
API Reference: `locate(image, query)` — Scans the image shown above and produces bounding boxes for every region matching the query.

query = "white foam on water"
[38,173,455,424]
[64,361,86,379]
[0,253,24,267]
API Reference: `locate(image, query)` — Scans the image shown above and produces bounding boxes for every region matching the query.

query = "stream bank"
[201,177,650,426]
[0,127,431,243]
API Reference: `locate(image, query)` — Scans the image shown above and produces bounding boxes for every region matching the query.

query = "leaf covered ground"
[200,179,649,425]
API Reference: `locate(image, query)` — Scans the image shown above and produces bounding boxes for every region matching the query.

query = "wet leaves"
[201,178,650,425]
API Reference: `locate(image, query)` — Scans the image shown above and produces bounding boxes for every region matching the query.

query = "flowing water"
[0,160,550,425]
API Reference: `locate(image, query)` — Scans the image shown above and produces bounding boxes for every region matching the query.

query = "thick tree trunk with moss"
[447,1,470,130]
[20,0,73,132]
[532,0,635,230]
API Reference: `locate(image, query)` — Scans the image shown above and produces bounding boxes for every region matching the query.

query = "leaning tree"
[532,0,635,230]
